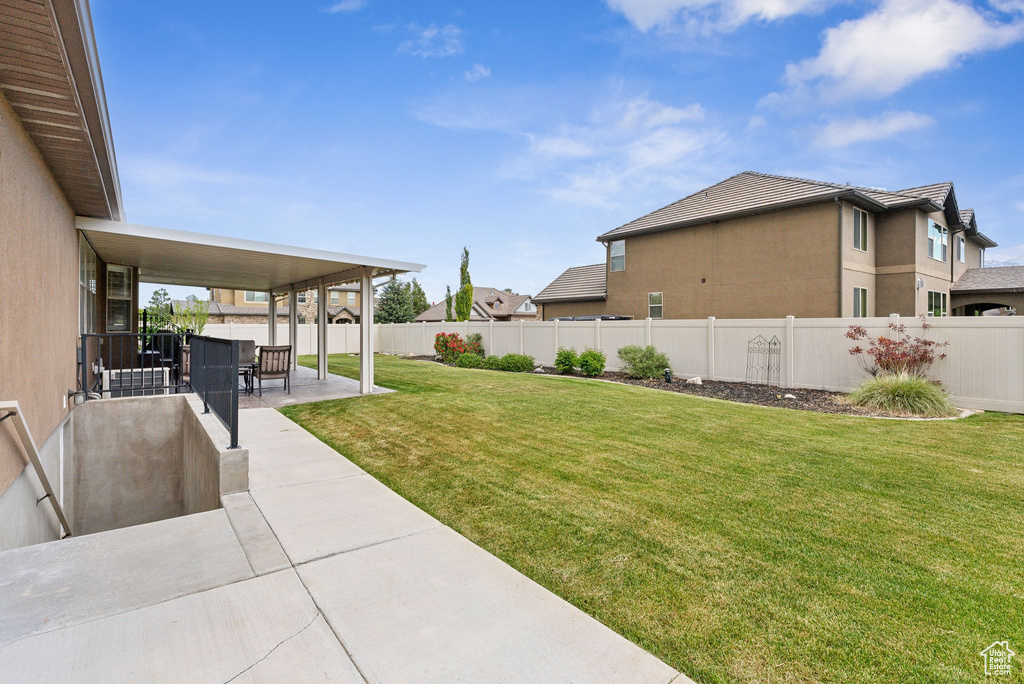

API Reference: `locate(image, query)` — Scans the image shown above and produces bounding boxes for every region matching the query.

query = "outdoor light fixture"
[664,368,672,383]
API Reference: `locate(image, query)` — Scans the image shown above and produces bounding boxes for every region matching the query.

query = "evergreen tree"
[409,278,430,316]
[445,286,454,322]
[454,246,473,321]
[377,277,414,324]
[147,288,171,315]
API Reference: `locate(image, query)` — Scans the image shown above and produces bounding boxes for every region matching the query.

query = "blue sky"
[91,0,1024,305]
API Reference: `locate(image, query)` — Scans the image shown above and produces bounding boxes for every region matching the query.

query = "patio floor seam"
[290,523,444,569]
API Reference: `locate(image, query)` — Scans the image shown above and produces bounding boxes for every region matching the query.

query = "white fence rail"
[204,316,1024,413]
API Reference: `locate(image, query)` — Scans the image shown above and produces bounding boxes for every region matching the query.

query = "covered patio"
[77,217,425,395]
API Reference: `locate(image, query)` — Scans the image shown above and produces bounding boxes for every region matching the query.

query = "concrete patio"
[238,363,391,409]
[0,396,689,683]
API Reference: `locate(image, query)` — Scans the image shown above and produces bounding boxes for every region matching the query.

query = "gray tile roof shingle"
[533,264,607,303]
[596,171,935,241]
[952,266,1024,293]
[415,288,534,321]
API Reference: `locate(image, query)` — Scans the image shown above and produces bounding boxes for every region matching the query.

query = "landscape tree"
[445,286,454,322]
[146,288,171,315]
[377,277,415,324]
[454,246,473,321]
[409,278,430,316]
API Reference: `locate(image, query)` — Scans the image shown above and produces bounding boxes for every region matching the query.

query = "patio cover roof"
[77,217,425,293]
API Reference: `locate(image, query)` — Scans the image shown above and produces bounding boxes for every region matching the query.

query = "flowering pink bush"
[846,316,948,377]
[434,332,481,364]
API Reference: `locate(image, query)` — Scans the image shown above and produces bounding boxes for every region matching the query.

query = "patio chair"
[254,345,291,395]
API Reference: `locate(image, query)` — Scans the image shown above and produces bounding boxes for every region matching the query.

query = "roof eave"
[532,294,607,304]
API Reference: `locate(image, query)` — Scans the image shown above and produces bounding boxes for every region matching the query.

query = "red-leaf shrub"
[845,316,948,377]
[434,332,482,364]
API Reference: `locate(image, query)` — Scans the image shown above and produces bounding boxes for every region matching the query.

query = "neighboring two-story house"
[534,171,1001,320]
[202,284,364,324]
[415,287,540,322]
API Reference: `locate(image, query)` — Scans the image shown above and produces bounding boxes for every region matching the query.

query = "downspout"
[836,198,844,317]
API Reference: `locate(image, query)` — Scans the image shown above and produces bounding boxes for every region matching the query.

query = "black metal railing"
[80,332,191,399]
[189,336,240,449]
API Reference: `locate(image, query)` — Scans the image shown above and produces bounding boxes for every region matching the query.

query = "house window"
[517,299,536,313]
[648,292,663,319]
[853,208,868,251]
[347,292,356,305]
[297,315,306,324]
[956,235,965,263]
[106,265,132,331]
[297,291,306,304]
[330,291,340,306]
[927,290,947,317]
[980,248,985,268]
[928,220,948,261]
[610,240,625,272]
[79,235,99,334]
[853,287,868,318]
[244,291,268,303]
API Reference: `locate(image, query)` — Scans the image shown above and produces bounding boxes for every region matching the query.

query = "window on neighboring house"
[956,235,965,263]
[297,292,307,304]
[244,291,268,303]
[853,209,868,251]
[330,291,340,306]
[853,287,868,318]
[517,299,536,313]
[106,265,132,331]
[927,290,947,317]
[648,292,663,319]
[980,248,986,268]
[928,220,948,261]
[347,292,356,305]
[610,240,625,272]
[298,315,307,324]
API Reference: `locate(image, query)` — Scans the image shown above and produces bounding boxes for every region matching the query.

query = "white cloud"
[784,0,1024,99]
[464,63,491,82]
[985,243,1024,266]
[746,114,767,131]
[812,111,935,148]
[325,0,366,14]
[605,0,827,32]
[398,24,464,58]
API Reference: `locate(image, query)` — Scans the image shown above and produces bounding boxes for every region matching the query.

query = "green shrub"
[847,372,957,417]
[482,356,503,371]
[578,348,606,377]
[466,332,485,357]
[555,347,578,374]
[499,353,535,373]
[455,352,484,368]
[617,345,671,379]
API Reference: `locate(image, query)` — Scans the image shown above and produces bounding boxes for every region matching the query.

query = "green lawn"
[287,354,1024,683]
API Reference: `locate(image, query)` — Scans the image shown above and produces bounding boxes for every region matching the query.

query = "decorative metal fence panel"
[745,335,781,386]
[188,336,240,449]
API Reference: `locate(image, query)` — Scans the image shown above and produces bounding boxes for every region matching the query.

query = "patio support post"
[317,278,328,380]
[359,267,375,395]
[288,288,298,370]
[268,292,277,346]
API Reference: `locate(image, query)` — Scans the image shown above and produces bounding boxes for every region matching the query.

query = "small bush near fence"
[578,348,607,377]
[618,345,671,379]
[466,332,485,357]
[846,317,948,377]
[476,353,535,373]
[555,347,578,374]
[848,372,957,417]
[434,332,482,364]
[455,352,484,368]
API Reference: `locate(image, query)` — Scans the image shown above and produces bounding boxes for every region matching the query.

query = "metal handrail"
[0,401,73,538]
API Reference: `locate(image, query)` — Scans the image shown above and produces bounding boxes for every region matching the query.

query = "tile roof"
[896,182,953,207]
[952,266,1024,293]
[596,171,939,241]
[533,264,607,303]
[415,288,534,321]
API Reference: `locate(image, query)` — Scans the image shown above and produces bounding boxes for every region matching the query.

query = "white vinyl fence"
[205,316,1024,413]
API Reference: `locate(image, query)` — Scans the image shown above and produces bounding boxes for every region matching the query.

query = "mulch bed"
[396,355,936,419]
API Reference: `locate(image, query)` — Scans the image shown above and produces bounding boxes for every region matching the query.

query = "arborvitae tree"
[454,246,473,321]
[377,277,414,324]
[445,286,454,322]
[409,278,430,316]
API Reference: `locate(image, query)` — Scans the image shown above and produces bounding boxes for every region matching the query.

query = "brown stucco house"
[534,171,1000,320]
[415,287,539,322]
[200,284,366,324]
